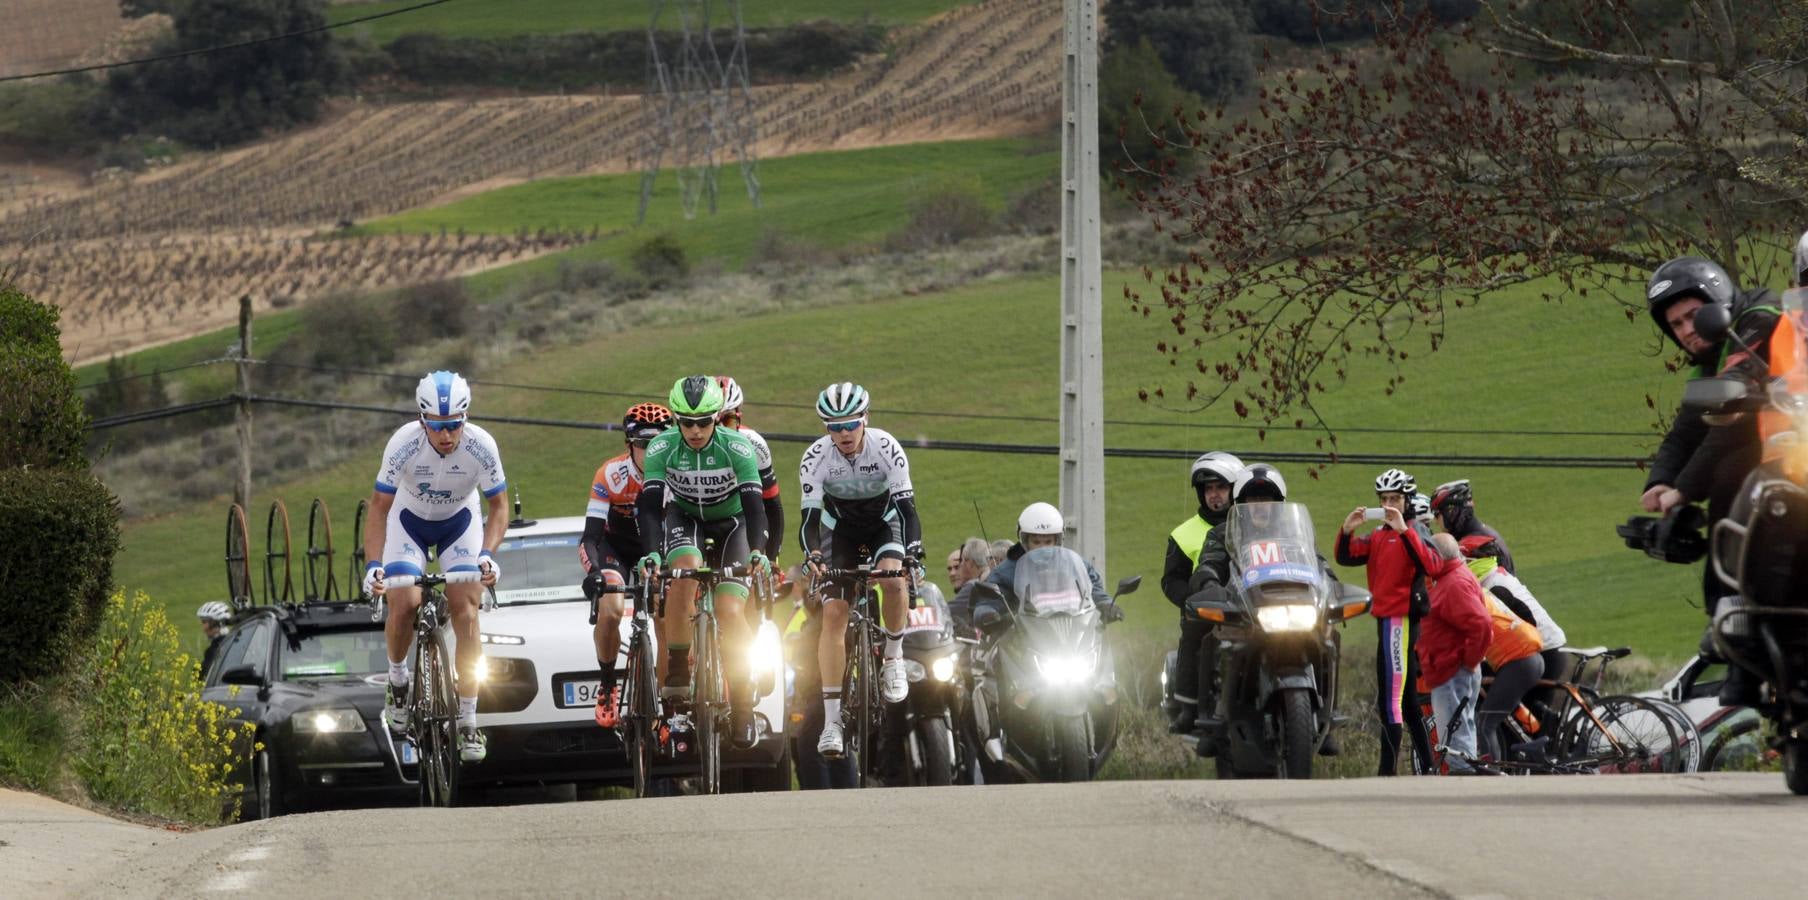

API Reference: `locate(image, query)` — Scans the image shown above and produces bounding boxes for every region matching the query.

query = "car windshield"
[1225,502,1324,593]
[282,628,387,681]
[492,532,587,604]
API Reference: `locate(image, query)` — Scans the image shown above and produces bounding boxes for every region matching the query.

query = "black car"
[202,601,418,818]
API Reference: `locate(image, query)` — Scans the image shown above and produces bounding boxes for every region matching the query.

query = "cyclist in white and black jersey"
[362,371,508,763]
[715,376,784,562]
[798,382,923,760]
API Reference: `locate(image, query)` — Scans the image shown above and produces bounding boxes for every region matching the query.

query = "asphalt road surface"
[16,775,1808,898]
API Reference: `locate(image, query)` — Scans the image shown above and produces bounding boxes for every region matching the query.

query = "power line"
[76,357,235,392]
[0,0,459,84]
[89,396,234,429]
[89,393,1648,469]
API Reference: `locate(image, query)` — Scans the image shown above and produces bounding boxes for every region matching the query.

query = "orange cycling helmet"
[623,402,672,441]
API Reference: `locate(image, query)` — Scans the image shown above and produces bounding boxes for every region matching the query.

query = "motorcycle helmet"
[1232,464,1287,503]
[1645,257,1735,352]
[1190,451,1244,489]
[415,370,471,417]
[1374,467,1415,495]
[1017,501,1064,537]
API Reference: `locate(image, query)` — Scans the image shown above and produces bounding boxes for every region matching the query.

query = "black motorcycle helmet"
[1646,256,1735,357]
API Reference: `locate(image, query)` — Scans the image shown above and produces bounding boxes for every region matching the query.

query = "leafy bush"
[74,590,248,822]
[884,182,994,252]
[0,286,90,470]
[281,290,392,370]
[1247,0,1479,43]
[0,683,69,792]
[1099,38,1204,172]
[1103,0,1253,102]
[630,232,691,285]
[0,469,123,685]
[391,280,471,340]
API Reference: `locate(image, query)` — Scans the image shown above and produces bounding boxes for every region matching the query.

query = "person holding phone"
[1335,468,1437,776]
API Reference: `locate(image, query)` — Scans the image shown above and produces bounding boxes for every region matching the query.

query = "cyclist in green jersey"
[634,376,772,748]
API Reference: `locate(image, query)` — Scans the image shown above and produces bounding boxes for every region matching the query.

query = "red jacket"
[1334,523,1433,619]
[1418,557,1493,688]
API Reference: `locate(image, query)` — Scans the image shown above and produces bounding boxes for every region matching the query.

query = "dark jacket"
[1648,288,1782,521]
[1162,502,1230,607]
[1439,506,1515,576]
[983,542,1113,611]
[1186,520,1340,595]
[1418,557,1493,688]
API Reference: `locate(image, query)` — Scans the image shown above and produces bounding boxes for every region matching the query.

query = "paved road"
[19,774,1808,898]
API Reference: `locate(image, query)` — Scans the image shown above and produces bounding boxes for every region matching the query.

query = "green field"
[111,260,1707,666]
[360,139,1059,274]
[329,0,974,41]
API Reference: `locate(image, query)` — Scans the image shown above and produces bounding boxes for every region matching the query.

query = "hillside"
[0,0,126,78]
[329,0,976,41]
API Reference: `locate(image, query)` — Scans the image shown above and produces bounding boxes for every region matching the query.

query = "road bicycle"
[811,563,918,788]
[648,559,767,795]
[371,569,492,806]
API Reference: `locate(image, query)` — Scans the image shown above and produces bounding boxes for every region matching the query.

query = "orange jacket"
[1481,590,1542,668]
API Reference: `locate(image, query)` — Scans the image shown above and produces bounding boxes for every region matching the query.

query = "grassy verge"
[329,0,976,41]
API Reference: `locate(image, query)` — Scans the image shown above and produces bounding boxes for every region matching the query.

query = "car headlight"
[479,633,525,646]
[749,621,783,678]
[903,659,928,683]
[295,707,366,734]
[1037,653,1093,686]
[931,655,956,682]
[1255,604,1319,632]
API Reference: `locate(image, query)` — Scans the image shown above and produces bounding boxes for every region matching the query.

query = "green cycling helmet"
[668,375,725,417]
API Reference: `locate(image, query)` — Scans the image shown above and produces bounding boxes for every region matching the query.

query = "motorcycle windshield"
[1225,502,1325,597]
[1012,546,1095,616]
[902,581,952,641]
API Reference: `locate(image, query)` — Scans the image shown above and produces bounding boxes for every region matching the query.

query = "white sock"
[388,660,408,687]
[823,697,842,724]
[884,632,903,660]
[458,696,478,727]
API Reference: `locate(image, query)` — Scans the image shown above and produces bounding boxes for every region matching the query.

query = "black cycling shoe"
[1168,703,1198,735]
[1718,665,1763,707]
[730,705,758,749]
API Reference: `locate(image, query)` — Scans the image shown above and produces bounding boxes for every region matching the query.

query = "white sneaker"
[459,725,487,763]
[879,657,909,704]
[817,720,845,759]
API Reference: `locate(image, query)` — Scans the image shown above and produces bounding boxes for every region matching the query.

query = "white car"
[469,514,792,791]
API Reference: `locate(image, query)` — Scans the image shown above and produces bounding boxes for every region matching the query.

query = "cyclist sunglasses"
[676,415,716,429]
[825,418,864,434]
[421,416,466,432]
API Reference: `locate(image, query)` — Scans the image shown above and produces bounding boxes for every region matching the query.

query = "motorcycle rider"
[976,502,1121,623]
[1336,469,1437,776]
[1429,479,1515,574]
[1639,256,1782,705]
[1162,451,1243,735]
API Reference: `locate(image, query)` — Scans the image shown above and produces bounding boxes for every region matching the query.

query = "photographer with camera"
[1639,256,1782,705]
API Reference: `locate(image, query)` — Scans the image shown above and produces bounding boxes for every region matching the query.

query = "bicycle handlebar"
[385,571,484,590]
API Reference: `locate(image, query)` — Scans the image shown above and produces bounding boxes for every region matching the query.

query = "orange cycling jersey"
[588,452,645,537]
[1481,591,1541,669]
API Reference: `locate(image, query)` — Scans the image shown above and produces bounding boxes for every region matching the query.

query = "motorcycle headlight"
[1255,604,1319,632]
[295,707,366,734]
[473,655,490,683]
[1036,653,1093,686]
[931,655,956,682]
[749,621,783,678]
[904,659,928,683]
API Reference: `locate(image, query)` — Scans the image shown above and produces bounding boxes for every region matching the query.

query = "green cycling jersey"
[641,426,761,520]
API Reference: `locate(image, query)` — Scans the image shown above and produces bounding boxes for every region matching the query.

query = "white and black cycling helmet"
[196,601,232,623]
[415,370,471,417]
[1017,501,1064,537]
[1374,467,1416,495]
[1232,464,1287,503]
[1410,492,1432,523]
[1190,450,1244,489]
[817,382,869,420]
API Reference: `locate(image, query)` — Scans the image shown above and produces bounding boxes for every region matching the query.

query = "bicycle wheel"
[1641,697,1702,773]
[1560,695,1683,774]
[305,497,336,602]
[265,500,294,607]
[416,625,461,806]
[349,499,369,599]
[625,628,657,798]
[847,620,878,787]
[1702,709,1763,772]
[694,615,723,795]
[225,504,254,609]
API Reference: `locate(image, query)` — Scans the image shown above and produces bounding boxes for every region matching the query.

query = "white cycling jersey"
[739,426,773,473]
[1481,567,1566,650]
[798,426,912,527]
[374,421,508,519]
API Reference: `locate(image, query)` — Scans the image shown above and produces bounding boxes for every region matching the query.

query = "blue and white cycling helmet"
[415,370,471,417]
[816,382,869,420]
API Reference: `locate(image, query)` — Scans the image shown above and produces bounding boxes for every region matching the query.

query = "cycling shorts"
[592,532,645,581]
[660,505,749,592]
[821,518,906,603]
[383,506,483,579]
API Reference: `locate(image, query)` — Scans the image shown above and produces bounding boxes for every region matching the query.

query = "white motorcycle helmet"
[1017,501,1064,543]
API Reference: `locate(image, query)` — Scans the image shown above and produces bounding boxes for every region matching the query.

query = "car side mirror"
[1694,303,1732,345]
[1114,575,1142,598]
[221,664,266,688]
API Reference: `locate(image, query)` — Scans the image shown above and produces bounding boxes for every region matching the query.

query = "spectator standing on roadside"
[1420,535,1492,773]
[988,539,1012,570]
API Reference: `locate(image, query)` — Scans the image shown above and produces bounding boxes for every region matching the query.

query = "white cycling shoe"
[879,658,909,704]
[817,720,846,759]
[459,725,487,763]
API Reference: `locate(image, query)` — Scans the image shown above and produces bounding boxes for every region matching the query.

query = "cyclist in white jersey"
[799,382,923,761]
[362,371,508,763]
[714,376,785,563]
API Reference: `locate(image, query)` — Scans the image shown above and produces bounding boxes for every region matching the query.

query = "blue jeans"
[1431,665,1481,771]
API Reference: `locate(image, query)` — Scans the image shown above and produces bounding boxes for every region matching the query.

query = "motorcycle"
[968,547,1138,783]
[1630,285,1808,794]
[880,579,966,786]
[1184,502,1372,779]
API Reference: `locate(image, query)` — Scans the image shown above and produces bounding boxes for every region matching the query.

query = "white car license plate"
[561,679,601,708]
[400,741,418,765]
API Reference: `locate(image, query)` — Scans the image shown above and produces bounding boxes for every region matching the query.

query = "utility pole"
[1059,0,1106,574]
[234,296,253,514]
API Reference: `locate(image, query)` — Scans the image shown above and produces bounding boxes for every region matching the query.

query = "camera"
[1616,505,1708,564]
